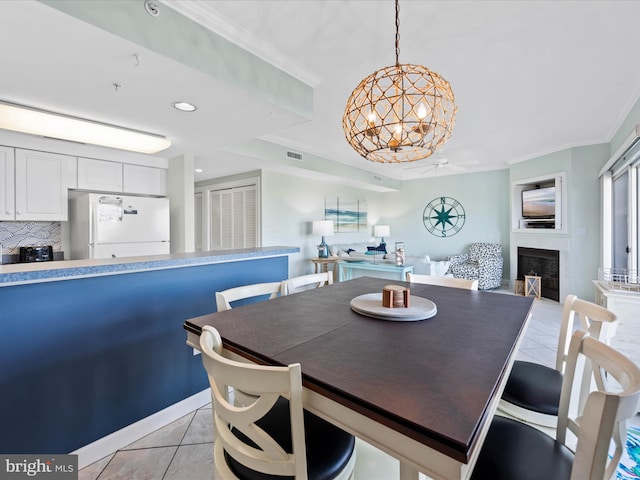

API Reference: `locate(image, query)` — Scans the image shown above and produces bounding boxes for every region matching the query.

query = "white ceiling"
[2,0,640,184]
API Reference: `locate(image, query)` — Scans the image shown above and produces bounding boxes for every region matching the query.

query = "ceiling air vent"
[286,150,303,162]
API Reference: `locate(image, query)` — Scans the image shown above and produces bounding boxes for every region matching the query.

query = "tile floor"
[79,294,639,480]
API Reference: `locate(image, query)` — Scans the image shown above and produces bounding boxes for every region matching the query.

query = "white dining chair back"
[472,330,640,480]
[406,272,479,290]
[283,272,333,295]
[499,294,618,431]
[199,326,356,480]
[555,295,618,373]
[215,281,285,312]
[559,332,640,480]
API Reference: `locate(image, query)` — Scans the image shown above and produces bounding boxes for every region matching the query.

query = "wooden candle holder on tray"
[382,285,410,308]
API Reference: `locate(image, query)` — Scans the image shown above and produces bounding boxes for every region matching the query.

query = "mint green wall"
[510,149,572,182]
[509,144,608,301]
[261,171,386,276]
[569,144,609,299]
[260,169,511,279]
[215,144,609,298]
[385,170,511,264]
[260,146,605,299]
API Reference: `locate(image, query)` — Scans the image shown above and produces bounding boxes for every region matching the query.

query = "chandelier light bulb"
[417,103,427,120]
[365,111,380,137]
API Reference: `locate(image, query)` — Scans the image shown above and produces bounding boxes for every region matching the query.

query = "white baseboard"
[72,388,211,469]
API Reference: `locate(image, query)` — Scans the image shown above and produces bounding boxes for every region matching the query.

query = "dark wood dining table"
[184,276,534,479]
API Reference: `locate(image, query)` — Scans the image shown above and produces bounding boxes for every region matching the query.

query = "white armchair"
[447,243,503,290]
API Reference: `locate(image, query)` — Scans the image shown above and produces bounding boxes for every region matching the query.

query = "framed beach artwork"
[324,196,367,233]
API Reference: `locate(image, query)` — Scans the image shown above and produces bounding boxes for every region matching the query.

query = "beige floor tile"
[96,447,176,480]
[164,443,215,480]
[182,408,215,445]
[123,412,195,450]
[78,454,114,480]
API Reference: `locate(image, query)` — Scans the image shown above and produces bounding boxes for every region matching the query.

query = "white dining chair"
[405,272,479,290]
[472,330,640,480]
[200,325,356,480]
[499,294,618,432]
[283,272,333,295]
[215,281,285,312]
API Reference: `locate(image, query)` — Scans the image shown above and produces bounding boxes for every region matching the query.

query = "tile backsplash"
[0,221,62,263]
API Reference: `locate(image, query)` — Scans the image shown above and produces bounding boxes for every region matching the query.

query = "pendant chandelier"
[342,0,457,163]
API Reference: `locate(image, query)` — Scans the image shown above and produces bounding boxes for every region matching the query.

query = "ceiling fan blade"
[444,163,466,172]
[402,164,437,175]
[403,162,433,171]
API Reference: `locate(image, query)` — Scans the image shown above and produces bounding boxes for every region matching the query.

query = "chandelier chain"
[395,0,400,66]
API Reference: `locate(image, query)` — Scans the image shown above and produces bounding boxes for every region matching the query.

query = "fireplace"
[517,247,560,301]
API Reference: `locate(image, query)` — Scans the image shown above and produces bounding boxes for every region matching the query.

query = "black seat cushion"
[225,397,355,480]
[471,416,574,480]
[502,360,563,415]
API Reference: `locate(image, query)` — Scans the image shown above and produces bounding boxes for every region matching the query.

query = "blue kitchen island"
[0,247,298,464]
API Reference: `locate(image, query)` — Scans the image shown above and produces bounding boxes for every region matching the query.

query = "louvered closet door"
[210,184,258,249]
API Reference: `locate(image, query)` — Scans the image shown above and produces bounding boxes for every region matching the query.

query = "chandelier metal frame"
[343,0,457,163]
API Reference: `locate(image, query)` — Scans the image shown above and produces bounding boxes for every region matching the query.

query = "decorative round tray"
[350,293,437,321]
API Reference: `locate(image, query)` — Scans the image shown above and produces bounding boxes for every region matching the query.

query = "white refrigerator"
[69,193,170,259]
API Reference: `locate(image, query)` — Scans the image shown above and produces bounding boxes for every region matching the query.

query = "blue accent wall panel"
[0,256,288,453]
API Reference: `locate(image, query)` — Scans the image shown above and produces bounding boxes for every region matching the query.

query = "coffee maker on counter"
[19,245,54,262]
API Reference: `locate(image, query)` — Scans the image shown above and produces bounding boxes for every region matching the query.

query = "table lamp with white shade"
[312,220,334,258]
[373,225,390,253]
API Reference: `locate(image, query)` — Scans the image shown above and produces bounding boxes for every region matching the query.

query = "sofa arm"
[447,253,469,266]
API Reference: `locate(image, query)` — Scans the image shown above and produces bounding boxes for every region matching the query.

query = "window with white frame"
[611,171,629,269]
[601,135,639,275]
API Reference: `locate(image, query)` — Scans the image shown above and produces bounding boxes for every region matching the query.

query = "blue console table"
[338,261,413,282]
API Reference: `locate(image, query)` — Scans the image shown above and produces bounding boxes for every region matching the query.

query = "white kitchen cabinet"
[78,157,123,192]
[0,146,15,221]
[123,164,167,196]
[15,149,74,221]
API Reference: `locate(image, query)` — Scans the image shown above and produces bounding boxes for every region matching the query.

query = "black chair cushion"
[502,360,563,415]
[225,397,355,480]
[471,416,574,480]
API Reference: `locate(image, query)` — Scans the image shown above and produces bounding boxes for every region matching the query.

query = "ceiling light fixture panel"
[0,101,171,154]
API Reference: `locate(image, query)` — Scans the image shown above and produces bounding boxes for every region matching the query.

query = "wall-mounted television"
[522,186,556,219]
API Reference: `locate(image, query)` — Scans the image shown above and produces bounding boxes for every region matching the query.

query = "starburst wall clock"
[423,197,466,237]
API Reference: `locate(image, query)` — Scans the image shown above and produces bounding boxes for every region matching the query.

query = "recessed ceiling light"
[172,102,197,112]
[195,168,203,173]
